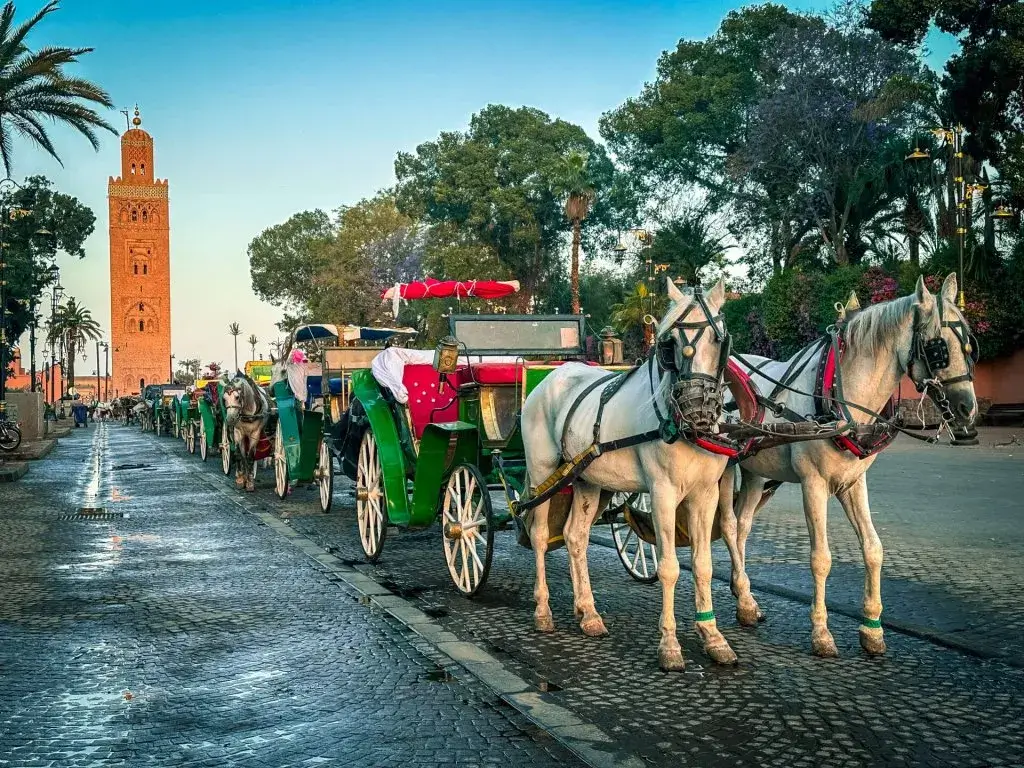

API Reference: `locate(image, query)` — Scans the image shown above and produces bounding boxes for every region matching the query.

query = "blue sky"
[14,0,956,380]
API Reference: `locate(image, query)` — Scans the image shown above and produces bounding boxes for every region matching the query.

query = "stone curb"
[181,466,645,768]
[0,461,28,482]
[5,438,56,461]
[589,529,1024,669]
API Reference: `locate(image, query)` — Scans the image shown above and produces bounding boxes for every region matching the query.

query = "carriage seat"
[304,376,345,409]
[401,364,461,439]
[454,362,523,387]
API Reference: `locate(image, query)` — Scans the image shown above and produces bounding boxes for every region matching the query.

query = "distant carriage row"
[118,275,980,670]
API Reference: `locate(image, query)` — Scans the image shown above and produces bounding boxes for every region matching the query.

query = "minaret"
[108,107,171,396]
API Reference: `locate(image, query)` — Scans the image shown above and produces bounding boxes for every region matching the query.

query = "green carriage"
[338,314,629,596]
[272,324,416,511]
[154,386,186,437]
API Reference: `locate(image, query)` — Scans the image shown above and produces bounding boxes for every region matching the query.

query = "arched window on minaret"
[140,163,146,176]
[131,209,138,222]
[133,264,138,275]
[131,163,136,175]
[142,209,148,223]
[139,320,144,332]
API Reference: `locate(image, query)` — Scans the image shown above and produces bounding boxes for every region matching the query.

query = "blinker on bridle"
[655,288,729,378]
[908,294,978,392]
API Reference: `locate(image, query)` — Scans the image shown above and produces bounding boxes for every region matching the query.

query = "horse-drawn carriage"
[153,385,186,437]
[332,313,635,596]
[271,324,416,511]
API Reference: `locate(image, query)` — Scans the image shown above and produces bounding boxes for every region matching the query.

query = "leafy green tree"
[0,1,116,173]
[395,105,622,309]
[3,175,96,363]
[644,206,733,286]
[48,297,100,388]
[248,209,335,320]
[312,193,424,327]
[867,0,1024,206]
[731,22,930,266]
[601,5,818,275]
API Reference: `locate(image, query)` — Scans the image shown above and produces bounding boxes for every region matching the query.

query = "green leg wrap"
[695,610,715,623]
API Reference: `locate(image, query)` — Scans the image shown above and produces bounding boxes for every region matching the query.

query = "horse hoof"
[736,605,762,627]
[859,626,886,656]
[658,648,685,672]
[580,616,608,638]
[705,642,738,665]
[812,632,840,658]
[534,615,555,633]
[246,484,256,493]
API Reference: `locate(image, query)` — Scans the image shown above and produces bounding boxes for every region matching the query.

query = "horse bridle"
[653,288,731,435]
[906,294,978,422]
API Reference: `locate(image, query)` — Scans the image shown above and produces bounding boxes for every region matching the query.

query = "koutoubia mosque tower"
[108,107,171,396]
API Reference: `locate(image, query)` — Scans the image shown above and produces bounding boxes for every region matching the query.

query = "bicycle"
[0,411,23,452]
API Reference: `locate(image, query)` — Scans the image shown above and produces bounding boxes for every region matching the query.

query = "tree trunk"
[68,340,76,389]
[570,217,581,314]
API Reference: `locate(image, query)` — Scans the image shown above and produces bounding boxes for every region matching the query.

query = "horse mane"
[843,290,962,358]
[656,286,696,336]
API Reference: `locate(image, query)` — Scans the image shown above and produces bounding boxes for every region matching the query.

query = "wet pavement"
[3,423,1023,767]
[0,424,578,767]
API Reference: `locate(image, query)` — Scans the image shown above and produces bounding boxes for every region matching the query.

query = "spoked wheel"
[274,421,289,500]
[317,438,334,513]
[155,416,163,437]
[199,420,209,461]
[441,463,495,597]
[356,429,387,562]
[220,424,232,476]
[185,424,194,454]
[609,492,659,584]
[172,416,180,439]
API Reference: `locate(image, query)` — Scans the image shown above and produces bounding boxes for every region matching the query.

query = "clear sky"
[13,0,954,382]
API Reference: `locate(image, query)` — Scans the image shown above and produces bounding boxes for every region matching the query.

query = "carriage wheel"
[199,420,209,461]
[609,492,659,584]
[155,416,163,437]
[187,424,196,454]
[356,430,387,562]
[172,415,180,439]
[317,439,334,513]
[274,421,289,500]
[220,423,232,476]
[441,464,495,597]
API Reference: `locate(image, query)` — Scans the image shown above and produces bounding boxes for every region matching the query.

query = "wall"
[6,391,44,440]
[898,347,1024,406]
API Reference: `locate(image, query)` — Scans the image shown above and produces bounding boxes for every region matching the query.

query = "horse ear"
[941,272,958,305]
[845,290,861,312]
[666,276,684,304]
[706,277,726,308]
[914,275,934,308]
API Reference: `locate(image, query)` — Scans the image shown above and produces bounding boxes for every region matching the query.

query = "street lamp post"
[169,353,175,383]
[49,279,62,412]
[612,228,662,354]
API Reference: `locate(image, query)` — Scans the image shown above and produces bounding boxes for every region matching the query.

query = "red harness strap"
[816,339,898,459]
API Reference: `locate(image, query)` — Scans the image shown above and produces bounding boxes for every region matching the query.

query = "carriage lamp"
[599,327,624,366]
[993,204,1016,223]
[433,336,461,394]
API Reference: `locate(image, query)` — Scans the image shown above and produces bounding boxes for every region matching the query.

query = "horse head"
[222,376,254,426]
[906,273,978,428]
[655,276,730,434]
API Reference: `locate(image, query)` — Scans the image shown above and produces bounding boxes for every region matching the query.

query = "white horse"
[718,274,978,657]
[522,277,735,671]
[223,374,270,492]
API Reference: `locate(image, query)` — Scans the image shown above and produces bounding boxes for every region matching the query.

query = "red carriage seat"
[401,364,461,439]
[454,362,524,387]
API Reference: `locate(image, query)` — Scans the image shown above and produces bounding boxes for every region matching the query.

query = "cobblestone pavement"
[263,434,1024,768]
[0,424,579,767]
[723,433,1024,667]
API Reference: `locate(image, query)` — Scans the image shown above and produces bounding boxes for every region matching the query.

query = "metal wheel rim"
[356,431,385,561]
[609,492,659,584]
[441,465,493,597]
[274,421,288,499]
[318,439,333,513]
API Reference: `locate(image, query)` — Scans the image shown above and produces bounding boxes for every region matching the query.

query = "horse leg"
[836,474,885,655]
[802,476,838,657]
[688,481,737,664]
[651,489,685,671]
[530,499,555,633]
[245,442,256,492]
[234,433,245,488]
[564,481,607,637]
[721,469,768,626]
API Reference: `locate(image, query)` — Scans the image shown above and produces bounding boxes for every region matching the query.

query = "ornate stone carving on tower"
[108,107,171,396]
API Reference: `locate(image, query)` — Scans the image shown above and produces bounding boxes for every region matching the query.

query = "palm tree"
[247,333,258,362]
[228,322,241,372]
[49,297,100,389]
[555,151,595,315]
[646,209,733,285]
[0,1,117,174]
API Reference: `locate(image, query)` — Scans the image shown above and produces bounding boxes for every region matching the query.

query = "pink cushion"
[456,363,523,387]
